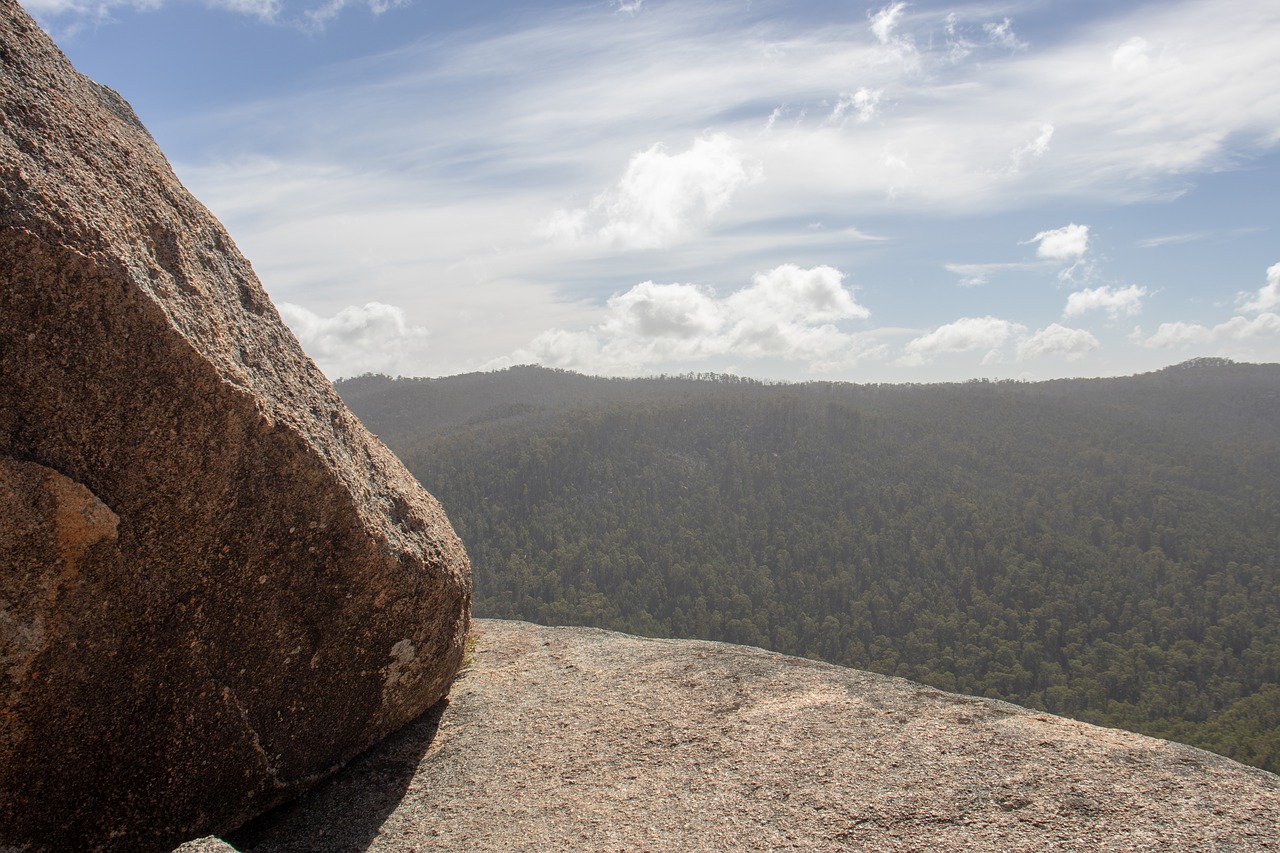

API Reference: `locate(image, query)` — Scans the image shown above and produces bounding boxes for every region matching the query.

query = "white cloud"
[1140,321,1211,349]
[984,18,1026,51]
[727,264,870,324]
[517,264,876,374]
[278,301,430,378]
[1064,284,1147,319]
[869,2,907,45]
[842,226,889,242]
[943,261,1043,288]
[1142,313,1280,349]
[21,0,397,28]
[134,0,1280,381]
[1136,231,1209,249]
[1111,36,1152,73]
[1017,323,1099,361]
[899,316,1025,365]
[831,88,883,124]
[944,11,974,62]
[903,318,1098,366]
[600,281,722,340]
[1030,223,1089,260]
[539,133,761,250]
[1010,123,1054,171]
[1239,262,1280,312]
[1215,313,1280,340]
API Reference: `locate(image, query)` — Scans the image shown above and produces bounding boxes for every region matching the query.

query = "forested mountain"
[337,359,1280,773]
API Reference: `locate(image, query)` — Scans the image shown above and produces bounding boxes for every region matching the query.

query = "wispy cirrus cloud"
[1136,231,1210,249]
[868,2,908,46]
[943,261,1044,288]
[87,0,1280,381]
[945,222,1090,287]
[21,0,396,31]
[983,18,1026,51]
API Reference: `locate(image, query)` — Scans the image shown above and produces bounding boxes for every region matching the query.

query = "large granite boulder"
[0,2,471,850]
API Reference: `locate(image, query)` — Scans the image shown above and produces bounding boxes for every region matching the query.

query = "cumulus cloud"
[1142,313,1280,349]
[518,264,876,374]
[728,264,870,324]
[539,133,761,250]
[1141,320,1211,349]
[101,0,1280,382]
[1017,323,1099,361]
[278,301,429,378]
[1239,262,1280,312]
[1027,223,1092,282]
[1030,223,1090,260]
[898,316,1025,366]
[901,317,1097,366]
[600,281,722,340]
[1064,284,1147,319]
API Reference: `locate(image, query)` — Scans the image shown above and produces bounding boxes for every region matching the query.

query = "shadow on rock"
[226,697,449,852]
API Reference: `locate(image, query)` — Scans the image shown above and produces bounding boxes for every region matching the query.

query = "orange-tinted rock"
[0,2,470,850]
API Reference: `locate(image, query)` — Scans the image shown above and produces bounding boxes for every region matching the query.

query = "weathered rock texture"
[0,2,470,849]
[226,619,1280,852]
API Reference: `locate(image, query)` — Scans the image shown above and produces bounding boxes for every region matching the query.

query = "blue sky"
[25,0,1280,382]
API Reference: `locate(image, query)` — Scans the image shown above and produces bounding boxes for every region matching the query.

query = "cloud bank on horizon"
[29,0,1280,382]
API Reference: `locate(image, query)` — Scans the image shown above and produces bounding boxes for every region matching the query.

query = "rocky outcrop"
[0,2,470,850]
[227,619,1280,852]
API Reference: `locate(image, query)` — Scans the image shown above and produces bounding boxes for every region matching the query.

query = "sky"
[23,0,1280,383]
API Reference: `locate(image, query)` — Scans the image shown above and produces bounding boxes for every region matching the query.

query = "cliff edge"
[223,619,1279,852]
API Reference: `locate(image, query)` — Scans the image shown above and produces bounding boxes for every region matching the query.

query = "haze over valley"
[339,359,1280,775]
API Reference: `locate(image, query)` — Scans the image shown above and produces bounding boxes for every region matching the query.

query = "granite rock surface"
[227,619,1280,852]
[0,2,470,849]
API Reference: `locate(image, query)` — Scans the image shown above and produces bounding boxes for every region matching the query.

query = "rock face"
[227,620,1279,852]
[0,2,470,850]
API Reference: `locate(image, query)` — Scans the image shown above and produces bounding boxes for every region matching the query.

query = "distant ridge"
[336,359,1280,445]
[339,360,1280,775]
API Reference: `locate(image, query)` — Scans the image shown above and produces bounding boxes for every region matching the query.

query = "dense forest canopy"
[338,359,1280,773]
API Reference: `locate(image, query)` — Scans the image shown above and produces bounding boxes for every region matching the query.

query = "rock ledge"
[226,619,1280,852]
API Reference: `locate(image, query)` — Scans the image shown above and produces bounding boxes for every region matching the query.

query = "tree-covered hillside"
[338,359,1280,773]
